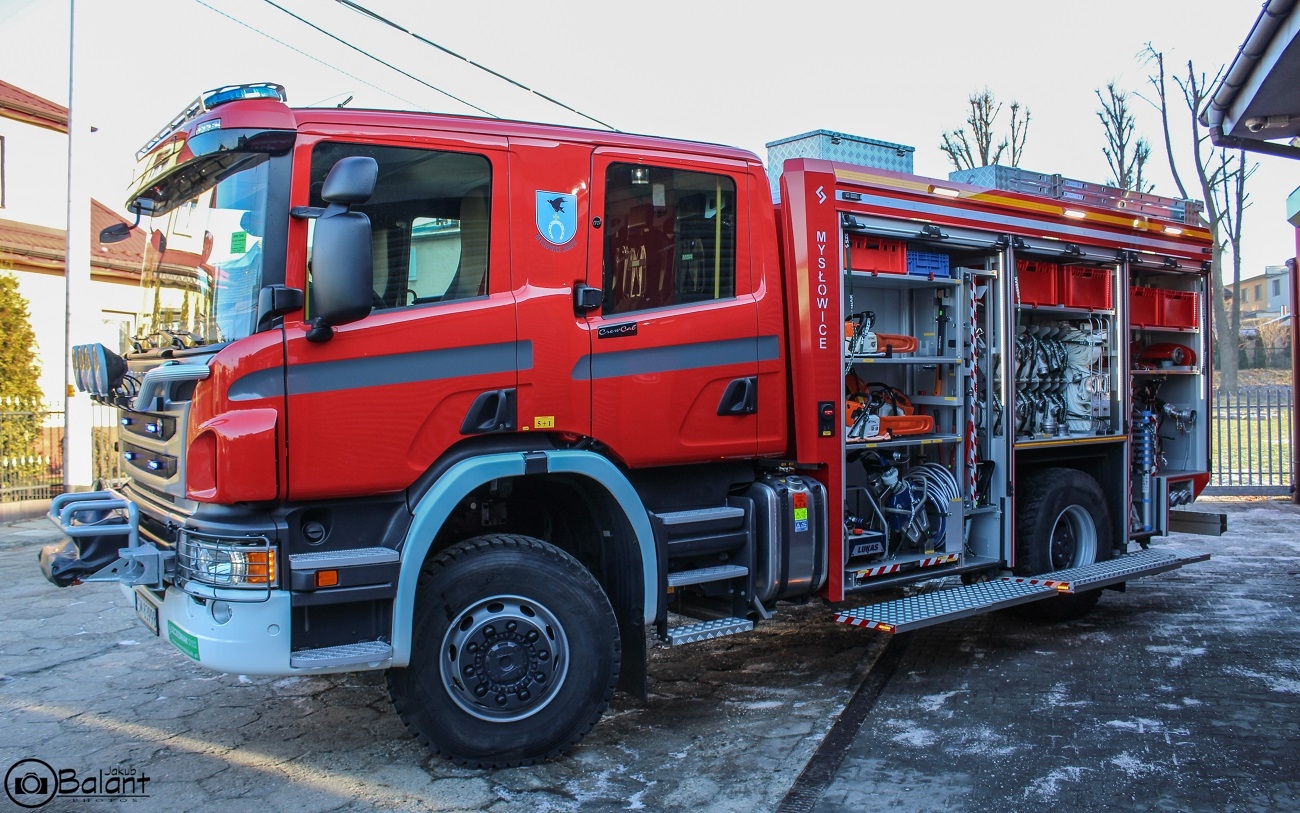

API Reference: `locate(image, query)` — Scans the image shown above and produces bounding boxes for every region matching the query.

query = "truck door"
[283,134,515,500]
[585,152,764,467]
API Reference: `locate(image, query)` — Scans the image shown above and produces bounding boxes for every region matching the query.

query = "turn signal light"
[242,550,276,584]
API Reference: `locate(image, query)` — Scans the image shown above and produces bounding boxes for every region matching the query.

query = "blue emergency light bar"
[136,83,287,160]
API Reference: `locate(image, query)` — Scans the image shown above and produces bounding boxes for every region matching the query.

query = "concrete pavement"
[812,498,1300,813]
[1,498,1296,812]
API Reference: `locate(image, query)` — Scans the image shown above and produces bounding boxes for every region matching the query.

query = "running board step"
[656,506,746,528]
[668,564,748,587]
[1002,548,1210,593]
[288,547,399,569]
[665,617,754,646]
[834,549,1208,634]
[290,640,393,669]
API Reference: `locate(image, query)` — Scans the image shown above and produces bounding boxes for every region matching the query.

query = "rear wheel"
[1014,468,1112,622]
[387,534,620,767]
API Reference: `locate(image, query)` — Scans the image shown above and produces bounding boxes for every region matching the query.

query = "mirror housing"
[306,157,378,342]
[98,198,155,244]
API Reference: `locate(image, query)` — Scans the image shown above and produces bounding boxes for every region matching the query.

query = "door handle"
[717,377,757,416]
[460,388,517,434]
[574,284,603,313]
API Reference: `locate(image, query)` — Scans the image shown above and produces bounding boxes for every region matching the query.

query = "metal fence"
[0,398,64,502]
[1208,386,1294,496]
[0,400,122,503]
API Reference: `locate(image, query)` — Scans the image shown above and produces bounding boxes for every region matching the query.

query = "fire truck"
[45,84,1215,767]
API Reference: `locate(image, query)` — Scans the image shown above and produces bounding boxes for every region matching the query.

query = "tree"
[940,88,1031,170]
[0,269,44,484]
[1095,83,1154,192]
[1142,46,1259,392]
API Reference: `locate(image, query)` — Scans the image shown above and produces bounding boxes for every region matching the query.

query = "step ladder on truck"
[43,86,1218,768]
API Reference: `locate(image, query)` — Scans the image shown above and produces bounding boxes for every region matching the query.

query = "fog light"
[211,601,233,624]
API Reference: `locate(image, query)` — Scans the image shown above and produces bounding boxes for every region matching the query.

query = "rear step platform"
[666,617,754,646]
[834,548,1209,634]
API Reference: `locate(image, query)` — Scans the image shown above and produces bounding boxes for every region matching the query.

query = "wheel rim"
[1048,505,1098,570]
[440,594,569,723]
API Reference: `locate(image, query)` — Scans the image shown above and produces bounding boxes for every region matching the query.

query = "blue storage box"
[906,250,950,278]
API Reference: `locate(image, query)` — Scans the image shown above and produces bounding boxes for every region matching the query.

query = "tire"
[387,534,620,767]
[1013,468,1112,623]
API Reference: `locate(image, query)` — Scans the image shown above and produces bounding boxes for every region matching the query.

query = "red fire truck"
[45,83,1215,767]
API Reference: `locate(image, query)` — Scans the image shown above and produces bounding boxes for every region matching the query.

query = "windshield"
[135,156,270,348]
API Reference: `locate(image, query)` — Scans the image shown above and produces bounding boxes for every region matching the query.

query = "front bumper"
[131,585,392,675]
[134,584,292,673]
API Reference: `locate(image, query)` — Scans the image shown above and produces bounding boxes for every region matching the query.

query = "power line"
[336,0,618,131]
[190,0,427,112]
[258,0,498,118]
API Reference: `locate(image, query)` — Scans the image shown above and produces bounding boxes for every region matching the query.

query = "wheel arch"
[391,450,657,667]
[1013,447,1127,565]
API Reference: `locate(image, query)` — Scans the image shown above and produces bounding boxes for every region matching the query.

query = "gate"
[1208,386,1294,496]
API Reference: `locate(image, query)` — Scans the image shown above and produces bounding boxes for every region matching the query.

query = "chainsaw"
[845,311,918,356]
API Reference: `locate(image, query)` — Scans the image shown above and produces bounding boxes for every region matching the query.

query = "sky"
[0,0,1295,281]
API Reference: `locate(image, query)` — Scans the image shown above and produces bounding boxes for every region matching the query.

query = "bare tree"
[1095,83,1154,192]
[940,88,1031,170]
[1142,45,1259,391]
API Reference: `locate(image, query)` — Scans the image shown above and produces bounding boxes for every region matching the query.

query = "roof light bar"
[136,82,287,160]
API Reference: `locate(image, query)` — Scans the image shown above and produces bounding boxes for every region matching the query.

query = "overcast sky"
[1,0,1294,279]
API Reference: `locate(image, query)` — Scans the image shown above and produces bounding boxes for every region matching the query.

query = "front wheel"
[387,534,620,767]
[1013,468,1113,622]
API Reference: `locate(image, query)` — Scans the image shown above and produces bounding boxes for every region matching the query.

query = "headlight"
[177,532,277,601]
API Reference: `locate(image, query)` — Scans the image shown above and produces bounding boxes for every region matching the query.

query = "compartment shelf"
[1015,433,1127,449]
[1131,325,1201,334]
[848,271,962,289]
[847,433,963,450]
[847,355,963,365]
[908,395,963,406]
[1132,367,1200,375]
[1015,304,1115,317]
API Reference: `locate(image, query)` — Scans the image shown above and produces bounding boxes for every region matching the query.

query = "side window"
[308,142,491,309]
[602,163,736,314]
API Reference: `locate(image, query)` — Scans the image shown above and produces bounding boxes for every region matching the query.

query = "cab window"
[601,163,736,314]
[309,143,491,308]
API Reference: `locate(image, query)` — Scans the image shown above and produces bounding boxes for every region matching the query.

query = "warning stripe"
[967,274,979,502]
[832,615,895,632]
[1002,575,1071,589]
[851,563,901,579]
[919,553,959,567]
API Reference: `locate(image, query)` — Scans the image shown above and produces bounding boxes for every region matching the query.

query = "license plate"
[135,590,160,636]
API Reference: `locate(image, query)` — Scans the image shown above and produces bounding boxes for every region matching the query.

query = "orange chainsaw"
[845,311,918,356]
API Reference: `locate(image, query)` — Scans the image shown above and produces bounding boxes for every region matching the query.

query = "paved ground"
[0,519,882,813]
[814,498,1300,813]
[0,498,1296,812]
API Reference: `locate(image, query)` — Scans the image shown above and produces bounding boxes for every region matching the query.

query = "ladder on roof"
[834,548,1209,634]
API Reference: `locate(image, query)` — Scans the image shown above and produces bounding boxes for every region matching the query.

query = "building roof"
[0,201,145,279]
[1204,0,1300,158]
[0,79,68,133]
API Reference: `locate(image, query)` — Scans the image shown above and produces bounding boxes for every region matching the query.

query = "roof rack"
[950,164,1205,225]
[136,83,287,160]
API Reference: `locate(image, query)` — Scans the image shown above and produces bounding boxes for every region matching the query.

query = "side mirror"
[306,157,378,342]
[98,198,155,244]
